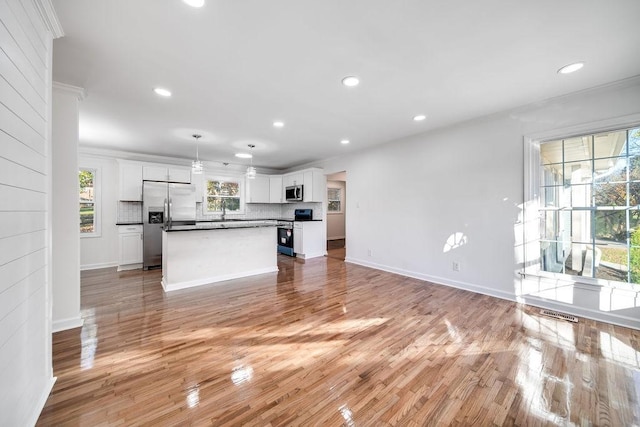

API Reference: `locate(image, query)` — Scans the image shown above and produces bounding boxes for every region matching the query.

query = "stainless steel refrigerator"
[143,181,196,270]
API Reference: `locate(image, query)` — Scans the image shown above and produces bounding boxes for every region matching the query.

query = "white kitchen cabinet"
[192,172,205,203]
[143,165,191,183]
[118,161,143,201]
[246,175,270,203]
[269,175,283,203]
[118,225,143,270]
[283,172,303,188]
[302,168,325,202]
[168,167,191,183]
[293,221,325,259]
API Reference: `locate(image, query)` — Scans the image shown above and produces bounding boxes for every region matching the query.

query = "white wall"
[0,0,57,424]
[327,180,346,240]
[79,155,119,269]
[51,84,83,331]
[314,77,640,330]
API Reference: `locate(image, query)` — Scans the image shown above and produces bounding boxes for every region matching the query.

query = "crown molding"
[53,81,86,100]
[33,0,64,39]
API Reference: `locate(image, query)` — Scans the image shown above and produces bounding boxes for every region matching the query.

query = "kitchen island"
[161,221,278,292]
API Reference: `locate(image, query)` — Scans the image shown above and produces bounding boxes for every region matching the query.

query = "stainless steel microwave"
[285,185,303,201]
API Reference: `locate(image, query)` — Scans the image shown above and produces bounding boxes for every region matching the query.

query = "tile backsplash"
[118,201,142,223]
[119,200,323,223]
[196,202,322,220]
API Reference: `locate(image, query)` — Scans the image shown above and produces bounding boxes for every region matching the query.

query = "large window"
[538,126,640,284]
[79,168,99,236]
[206,177,243,213]
[328,187,342,213]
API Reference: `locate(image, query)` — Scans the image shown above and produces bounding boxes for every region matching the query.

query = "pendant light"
[191,134,203,174]
[246,144,256,179]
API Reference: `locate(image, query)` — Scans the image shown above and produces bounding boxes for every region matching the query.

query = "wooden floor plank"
[37,254,640,426]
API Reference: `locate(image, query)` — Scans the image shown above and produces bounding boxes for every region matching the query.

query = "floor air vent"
[540,309,578,323]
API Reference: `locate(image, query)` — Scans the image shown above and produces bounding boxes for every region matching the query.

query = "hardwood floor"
[38,255,640,426]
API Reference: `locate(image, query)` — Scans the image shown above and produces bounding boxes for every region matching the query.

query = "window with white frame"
[206,177,243,213]
[530,126,640,285]
[79,168,100,237]
[328,187,342,213]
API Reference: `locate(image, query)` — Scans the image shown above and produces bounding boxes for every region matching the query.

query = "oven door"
[277,227,294,256]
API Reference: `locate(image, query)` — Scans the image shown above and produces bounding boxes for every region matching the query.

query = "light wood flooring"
[38,254,640,426]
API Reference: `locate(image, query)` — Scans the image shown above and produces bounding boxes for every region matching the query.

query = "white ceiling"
[52,0,640,170]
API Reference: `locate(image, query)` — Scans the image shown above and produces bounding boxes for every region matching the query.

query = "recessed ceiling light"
[557,62,584,74]
[340,139,350,145]
[183,0,205,7]
[342,76,360,87]
[153,87,172,97]
[413,114,427,121]
[235,153,252,159]
[273,121,285,128]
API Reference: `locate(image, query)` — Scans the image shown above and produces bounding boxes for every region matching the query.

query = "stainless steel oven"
[277,221,294,256]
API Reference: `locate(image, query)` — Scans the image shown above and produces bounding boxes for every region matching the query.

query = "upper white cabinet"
[302,169,325,203]
[283,173,303,188]
[246,175,270,203]
[192,172,205,203]
[143,165,191,183]
[269,175,283,203]
[118,161,143,201]
[282,168,324,202]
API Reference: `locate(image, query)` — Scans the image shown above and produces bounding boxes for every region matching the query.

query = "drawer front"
[118,225,143,234]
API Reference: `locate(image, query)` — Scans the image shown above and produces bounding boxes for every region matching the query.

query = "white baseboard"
[162,266,279,292]
[297,251,328,260]
[52,316,84,333]
[80,261,118,271]
[345,257,640,331]
[26,376,56,427]
[117,263,142,271]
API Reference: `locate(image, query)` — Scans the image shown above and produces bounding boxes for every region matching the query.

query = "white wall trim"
[33,0,64,38]
[52,81,86,100]
[297,251,327,260]
[26,377,56,427]
[52,316,84,333]
[80,261,118,271]
[345,257,640,331]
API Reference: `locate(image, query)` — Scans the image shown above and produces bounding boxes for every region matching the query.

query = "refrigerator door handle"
[164,198,169,227]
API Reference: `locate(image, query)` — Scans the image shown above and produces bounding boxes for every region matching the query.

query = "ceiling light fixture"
[273,121,285,128]
[557,62,584,74]
[235,152,252,159]
[342,76,360,87]
[246,144,256,179]
[183,0,205,7]
[413,114,427,121]
[341,139,350,144]
[153,87,172,97]
[191,134,203,174]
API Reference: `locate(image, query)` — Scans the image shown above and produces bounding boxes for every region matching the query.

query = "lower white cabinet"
[118,225,143,270]
[293,221,325,259]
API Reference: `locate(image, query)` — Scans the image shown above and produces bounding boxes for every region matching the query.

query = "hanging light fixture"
[191,134,203,174]
[246,144,256,179]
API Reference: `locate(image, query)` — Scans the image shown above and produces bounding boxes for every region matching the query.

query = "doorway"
[326,171,346,260]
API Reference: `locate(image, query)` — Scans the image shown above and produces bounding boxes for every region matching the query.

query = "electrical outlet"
[452,261,460,272]
[367,249,372,257]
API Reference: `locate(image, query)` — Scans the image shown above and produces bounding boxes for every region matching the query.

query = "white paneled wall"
[0,0,56,425]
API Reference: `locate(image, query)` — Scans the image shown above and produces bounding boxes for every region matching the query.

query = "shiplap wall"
[0,0,55,425]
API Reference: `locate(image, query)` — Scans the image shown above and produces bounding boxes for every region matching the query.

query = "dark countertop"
[116,222,143,226]
[164,220,279,232]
